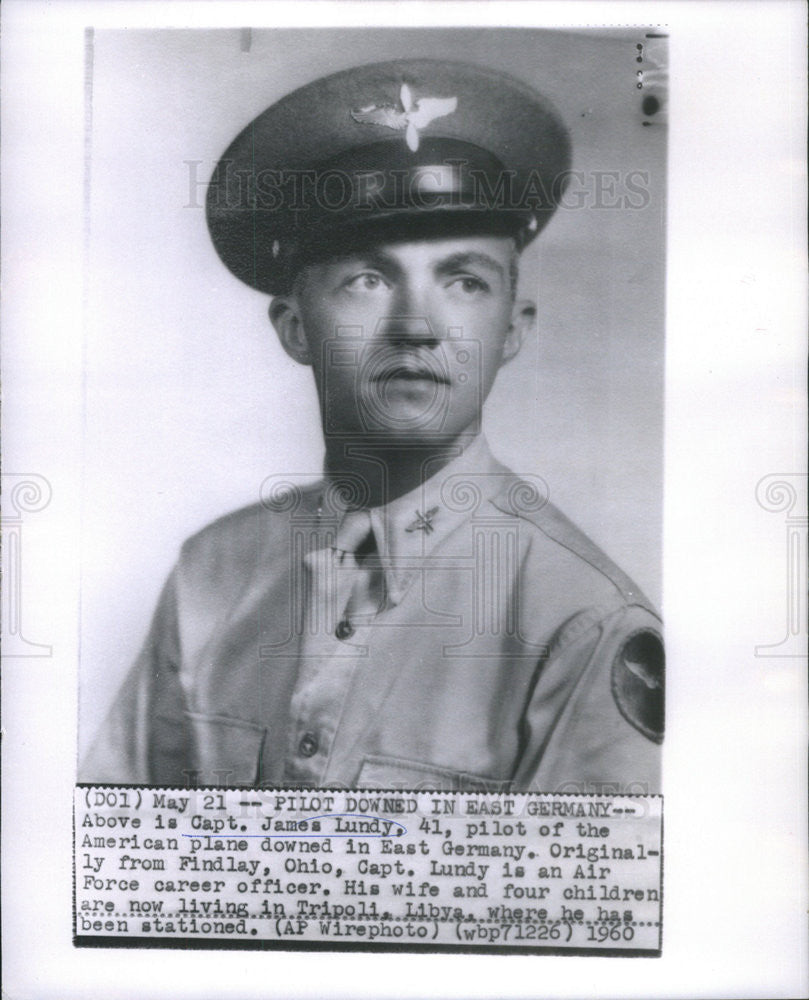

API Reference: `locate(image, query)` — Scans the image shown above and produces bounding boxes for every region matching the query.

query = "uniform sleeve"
[513,603,663,794]
[79,569,194,785]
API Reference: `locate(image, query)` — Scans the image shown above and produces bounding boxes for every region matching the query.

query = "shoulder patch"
[611,628,664,743]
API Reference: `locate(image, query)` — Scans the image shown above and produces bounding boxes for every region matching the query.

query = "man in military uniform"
[81,59,663,792]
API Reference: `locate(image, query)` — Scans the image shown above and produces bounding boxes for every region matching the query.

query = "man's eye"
[451,276,489,294]
[345,272,386,291]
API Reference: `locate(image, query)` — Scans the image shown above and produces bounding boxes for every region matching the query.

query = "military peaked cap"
[207,58,572,294]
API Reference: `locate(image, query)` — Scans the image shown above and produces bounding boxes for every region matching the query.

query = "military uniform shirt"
[81,437,663,792]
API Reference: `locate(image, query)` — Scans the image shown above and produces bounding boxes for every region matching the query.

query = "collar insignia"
[405,506,440,534]
[351,83,458,152]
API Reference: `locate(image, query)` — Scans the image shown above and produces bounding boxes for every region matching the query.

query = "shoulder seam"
[489,478,653,608]
[181,483,322,551]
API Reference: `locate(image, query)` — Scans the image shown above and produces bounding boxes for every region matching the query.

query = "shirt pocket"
[356,754,510,792]
[184,711,266,786]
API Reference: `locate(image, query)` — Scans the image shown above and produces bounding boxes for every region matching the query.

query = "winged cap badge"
[350,83,458,152]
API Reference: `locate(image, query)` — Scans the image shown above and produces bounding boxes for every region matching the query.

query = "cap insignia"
[405,506,440,534]
[351,83,457,152]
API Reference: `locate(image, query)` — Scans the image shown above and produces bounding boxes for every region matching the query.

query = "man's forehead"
[307,233,516,270]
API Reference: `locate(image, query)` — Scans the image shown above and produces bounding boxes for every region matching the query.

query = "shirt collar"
[329,435,504,605]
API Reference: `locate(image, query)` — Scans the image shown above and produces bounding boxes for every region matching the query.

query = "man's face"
[272,233,531,444]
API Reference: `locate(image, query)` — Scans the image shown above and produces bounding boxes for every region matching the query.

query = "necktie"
[333,509,385,636]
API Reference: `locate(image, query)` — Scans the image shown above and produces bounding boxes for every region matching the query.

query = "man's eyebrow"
[329,249,401,272]
[433,252,506,281]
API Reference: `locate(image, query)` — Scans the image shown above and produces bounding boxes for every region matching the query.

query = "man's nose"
[375,284,440,347]
[374,314,440,348]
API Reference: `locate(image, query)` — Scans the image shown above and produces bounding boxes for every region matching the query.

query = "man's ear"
[269,295,312,366]
[501,298,536,363]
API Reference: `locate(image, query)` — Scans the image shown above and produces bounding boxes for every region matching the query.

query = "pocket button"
[335,619,354,640]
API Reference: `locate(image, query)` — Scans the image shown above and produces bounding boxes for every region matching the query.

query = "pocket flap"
[357,754,510,792]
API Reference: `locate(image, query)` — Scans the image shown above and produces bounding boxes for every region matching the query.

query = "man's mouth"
[370,361,450,384]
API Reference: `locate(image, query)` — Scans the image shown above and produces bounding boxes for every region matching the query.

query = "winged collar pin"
[350,83,458,152]
[405,506,440,534]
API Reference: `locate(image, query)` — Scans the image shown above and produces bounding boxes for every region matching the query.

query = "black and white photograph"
[78,27,666,797]
[71,29,669,956]
[1,0,806,996]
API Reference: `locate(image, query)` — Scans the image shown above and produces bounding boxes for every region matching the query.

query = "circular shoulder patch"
[611,628,664,743]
